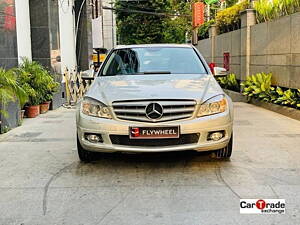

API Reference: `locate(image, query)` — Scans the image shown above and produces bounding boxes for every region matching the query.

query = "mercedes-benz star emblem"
[145,103,163,120]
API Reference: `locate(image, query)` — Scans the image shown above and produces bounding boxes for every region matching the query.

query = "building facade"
[91,0,117,51]
[0,0,18,68]
[0,0,101,73]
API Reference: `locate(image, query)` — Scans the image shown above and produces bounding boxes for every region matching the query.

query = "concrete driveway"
[0,102,300,225]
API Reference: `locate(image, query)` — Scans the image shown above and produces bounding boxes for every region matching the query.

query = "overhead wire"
[118,1,172,14]
[103,6,190,17]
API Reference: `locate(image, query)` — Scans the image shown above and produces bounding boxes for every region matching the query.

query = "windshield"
[101,47,207,76]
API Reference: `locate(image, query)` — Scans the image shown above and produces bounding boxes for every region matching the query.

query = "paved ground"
[0,102,300,225]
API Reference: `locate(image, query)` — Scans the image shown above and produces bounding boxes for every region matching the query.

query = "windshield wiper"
[102,71,172,76]
[139,71,171,74]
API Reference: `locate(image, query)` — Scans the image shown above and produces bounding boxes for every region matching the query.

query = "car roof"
[114,44,193,50]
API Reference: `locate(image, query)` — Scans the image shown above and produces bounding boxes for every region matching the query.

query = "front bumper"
[76,110,233,153]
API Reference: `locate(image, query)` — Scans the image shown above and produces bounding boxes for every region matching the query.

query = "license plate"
[129,126,180,139]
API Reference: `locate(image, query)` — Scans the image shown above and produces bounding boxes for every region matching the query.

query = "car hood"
[85,74,224,106]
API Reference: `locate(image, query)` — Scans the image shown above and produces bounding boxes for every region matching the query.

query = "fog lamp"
[208,131,224,141]
[85,134,103,143]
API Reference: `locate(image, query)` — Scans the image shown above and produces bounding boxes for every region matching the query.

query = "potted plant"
[14,59,43,118]
[40,73,59,114]
[15,59,59,117]
[0,68,28,130]
[21,83,41,118]
[40,101,51,114]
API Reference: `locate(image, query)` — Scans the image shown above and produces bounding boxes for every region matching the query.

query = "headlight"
[81,97,112,119]
[197,95,227,117]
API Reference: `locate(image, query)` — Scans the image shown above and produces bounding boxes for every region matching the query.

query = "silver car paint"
[76,44,233,153]
[84,74,223,106]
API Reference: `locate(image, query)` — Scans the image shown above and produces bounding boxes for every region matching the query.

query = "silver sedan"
[76,44,233,162]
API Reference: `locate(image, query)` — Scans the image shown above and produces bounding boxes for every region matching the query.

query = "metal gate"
[63,71,93,105]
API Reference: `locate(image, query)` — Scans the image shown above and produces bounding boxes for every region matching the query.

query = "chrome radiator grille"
[112,99,196,123]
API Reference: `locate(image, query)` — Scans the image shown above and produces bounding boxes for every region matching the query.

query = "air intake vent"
[110,134,200,146]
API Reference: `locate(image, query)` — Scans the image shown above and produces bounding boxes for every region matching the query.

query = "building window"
[0,0,18,68]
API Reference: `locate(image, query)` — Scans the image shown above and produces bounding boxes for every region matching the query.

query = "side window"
[102,50,125,75]
[102,49,139,76]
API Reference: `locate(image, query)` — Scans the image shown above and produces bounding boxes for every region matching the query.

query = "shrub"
[274,87,300,108]
[14,59,59,106]
[254,0,300,23]
[198,20,215,40]
[217,73,240,92]
[215,1,249,34]
[226,0,240,7]
[0,68,28,117]
[241,72,300,109]
[240,72,278,102]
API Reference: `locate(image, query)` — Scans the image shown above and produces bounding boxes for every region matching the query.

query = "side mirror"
[213,67,227,77]
[81,70,95,81]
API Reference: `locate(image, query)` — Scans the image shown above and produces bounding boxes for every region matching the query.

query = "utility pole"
[99,0,104,48]
[111,1,115,47]
[207,3,210,21]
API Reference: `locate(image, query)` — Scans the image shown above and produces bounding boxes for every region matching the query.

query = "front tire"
[215,135,233,159]
[77,135,93,162]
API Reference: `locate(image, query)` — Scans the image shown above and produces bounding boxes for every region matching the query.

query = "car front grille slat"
[112,100,196,107]
[158,114,191,122]
[113,108,146,114]
[117,115,149,122]
[112,99,196,123]
[163,107,194,114]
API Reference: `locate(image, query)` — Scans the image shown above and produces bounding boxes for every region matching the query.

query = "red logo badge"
[256,199,266,210]
[131,128,140,137]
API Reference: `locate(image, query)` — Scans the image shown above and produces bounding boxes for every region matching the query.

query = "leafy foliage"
[217,73,240,92]
[0,68,28,117]
[240,72,300,109]
[225,0,240,7]
[116,0,169,44]
[215,0,249,34]
[274,87,300,108]
[241,72,278,102]
[254,0,300,23]
[208,0,299,36]
[14,59,59,106]
[198,20,215,40]
[115,0,194,44]
[164,0,196,43]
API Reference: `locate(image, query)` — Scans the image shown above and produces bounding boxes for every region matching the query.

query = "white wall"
[92,17,103,48]
[15,0,32,64]
[58,0,77,73]
[102,0,116,50]
[92,0,116,50]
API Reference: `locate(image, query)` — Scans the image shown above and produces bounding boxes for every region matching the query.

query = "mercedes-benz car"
[76,44,233,162]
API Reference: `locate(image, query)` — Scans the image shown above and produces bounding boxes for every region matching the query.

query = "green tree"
[115,0,194,44]
[225,0,240,7]
[163,0,194,43]
[116,0,171,44]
